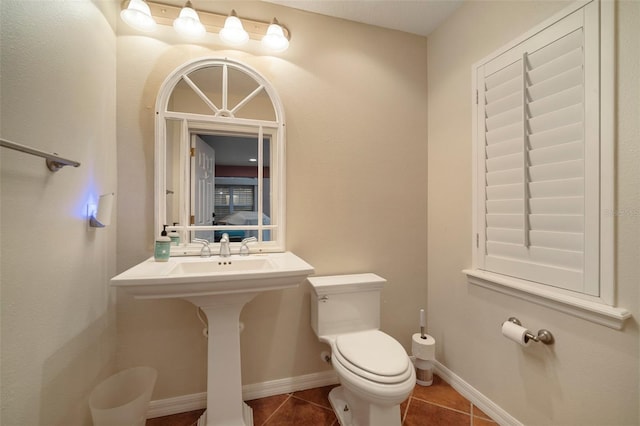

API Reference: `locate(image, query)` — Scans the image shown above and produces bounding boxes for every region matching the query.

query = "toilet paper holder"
[507,317,554,345]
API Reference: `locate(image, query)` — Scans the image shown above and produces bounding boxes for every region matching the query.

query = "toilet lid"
[335,330,410,377]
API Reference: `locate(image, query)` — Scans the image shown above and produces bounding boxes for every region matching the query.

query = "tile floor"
[146,375,498,426]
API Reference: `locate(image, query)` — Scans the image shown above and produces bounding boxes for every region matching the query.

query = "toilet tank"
[308,273,386,338]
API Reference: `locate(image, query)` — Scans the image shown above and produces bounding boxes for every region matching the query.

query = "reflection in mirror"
[191,133,272,243]
[165,118,181,228]
[156,58,285,253]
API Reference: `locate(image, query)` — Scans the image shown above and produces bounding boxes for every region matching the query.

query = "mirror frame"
[155,57,286,254]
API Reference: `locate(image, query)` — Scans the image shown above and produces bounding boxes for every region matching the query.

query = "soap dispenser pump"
[155,225,171,262]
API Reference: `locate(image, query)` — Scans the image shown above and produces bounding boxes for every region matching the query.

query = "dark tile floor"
[146,375,498,426]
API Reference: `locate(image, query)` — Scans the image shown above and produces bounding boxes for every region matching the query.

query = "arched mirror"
[155,58,285,254]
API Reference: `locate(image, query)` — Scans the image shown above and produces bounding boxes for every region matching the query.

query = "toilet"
[308,273,415,426]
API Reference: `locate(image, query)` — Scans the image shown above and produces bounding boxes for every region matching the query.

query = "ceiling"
[264,0,463,37]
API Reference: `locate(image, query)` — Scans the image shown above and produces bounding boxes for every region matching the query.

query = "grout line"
[401,391,413,424]
[402,397,412,424]
[290,394,334,412]
[410,396,473,418]
[471,403,497,423]
[259,394,292,426]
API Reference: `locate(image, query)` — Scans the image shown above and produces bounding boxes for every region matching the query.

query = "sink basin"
[110,251,314,426]
[111,251,314,299]
[168,257,272,275]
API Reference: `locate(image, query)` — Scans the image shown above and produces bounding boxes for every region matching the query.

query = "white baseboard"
[147,370,339,419]
[147,391,207,419]
[242,369,339,400]
[432,360,522,426]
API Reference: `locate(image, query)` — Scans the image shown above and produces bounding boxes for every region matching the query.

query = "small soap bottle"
[155,225,171,262]
[169,223,181,246]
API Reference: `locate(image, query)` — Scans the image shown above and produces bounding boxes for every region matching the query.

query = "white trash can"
[89,366,157,426]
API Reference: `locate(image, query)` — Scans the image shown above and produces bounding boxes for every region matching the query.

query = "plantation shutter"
[475,3,600,295]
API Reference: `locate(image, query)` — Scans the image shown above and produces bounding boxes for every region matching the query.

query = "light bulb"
[219,10,249,46]
[120,0,157,32]
[262,19,289,52]
[173,1,205,38]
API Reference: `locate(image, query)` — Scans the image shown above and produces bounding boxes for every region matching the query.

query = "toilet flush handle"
[319,295,329,303]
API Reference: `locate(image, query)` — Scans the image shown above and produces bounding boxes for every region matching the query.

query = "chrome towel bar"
[0,138,81,172]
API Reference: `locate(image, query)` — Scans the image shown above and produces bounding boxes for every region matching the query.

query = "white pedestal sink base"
[187,294,258,426]
[110,253,315,426]
[196,404,254,426]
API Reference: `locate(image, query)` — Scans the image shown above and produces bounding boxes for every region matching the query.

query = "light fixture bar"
[146,1,290,41]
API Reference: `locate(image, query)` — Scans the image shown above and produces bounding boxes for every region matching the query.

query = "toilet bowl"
[308,274,415,426]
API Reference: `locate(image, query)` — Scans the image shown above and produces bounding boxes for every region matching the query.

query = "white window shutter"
[476,4,600,295]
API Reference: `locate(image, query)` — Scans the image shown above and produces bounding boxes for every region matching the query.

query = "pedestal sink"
[111,252,314,426]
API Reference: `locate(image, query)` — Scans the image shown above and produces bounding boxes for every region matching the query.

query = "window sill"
[463,269,631,330]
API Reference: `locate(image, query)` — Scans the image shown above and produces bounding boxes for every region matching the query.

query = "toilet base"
[328,387,352,425]
[328,386,402,426]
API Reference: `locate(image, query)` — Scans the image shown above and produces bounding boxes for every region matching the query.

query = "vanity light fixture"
[120,0,157,32]
[173,1,206,38]
[219,10,249,46]
[262,18,289,53]
[119,1,290,52]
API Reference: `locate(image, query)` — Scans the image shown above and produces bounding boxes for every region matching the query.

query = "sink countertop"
[110,251,314,299]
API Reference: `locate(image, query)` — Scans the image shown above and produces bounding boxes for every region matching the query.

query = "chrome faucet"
[219,233,231,257]
[239,236,257,256]
[193,238,212,258]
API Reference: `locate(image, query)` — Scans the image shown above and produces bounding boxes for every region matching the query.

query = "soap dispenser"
[169,223,181,246]
[155,225,171,262]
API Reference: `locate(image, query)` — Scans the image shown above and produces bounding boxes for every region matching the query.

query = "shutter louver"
[480,14,592,293]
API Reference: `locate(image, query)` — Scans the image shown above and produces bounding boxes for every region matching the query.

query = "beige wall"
[427,1,640,425]
[0,1,118,425]
[115,1,428,399]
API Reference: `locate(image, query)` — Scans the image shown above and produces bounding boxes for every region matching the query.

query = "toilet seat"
[333,330,413,384]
